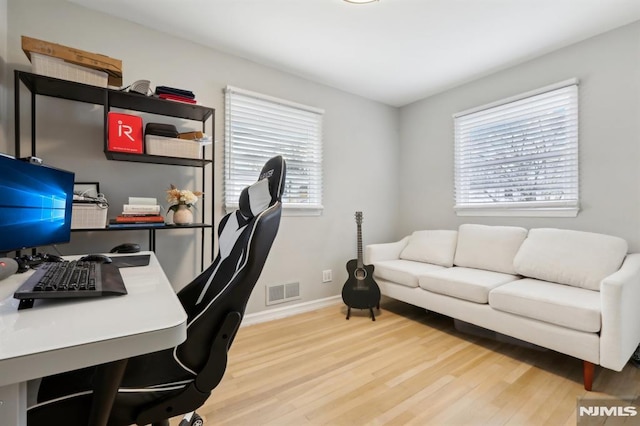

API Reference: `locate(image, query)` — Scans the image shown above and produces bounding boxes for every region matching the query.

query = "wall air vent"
[266,282,300,306]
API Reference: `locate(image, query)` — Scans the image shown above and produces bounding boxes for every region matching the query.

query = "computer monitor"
[0,154,75,256]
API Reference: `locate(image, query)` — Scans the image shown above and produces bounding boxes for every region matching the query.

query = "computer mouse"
[110,243,141,254]
[78,254,113,264]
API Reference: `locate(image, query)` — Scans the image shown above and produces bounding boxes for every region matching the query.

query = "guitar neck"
[356,221,364,269]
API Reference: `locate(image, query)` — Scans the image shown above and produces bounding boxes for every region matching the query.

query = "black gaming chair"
[27,155,287,426]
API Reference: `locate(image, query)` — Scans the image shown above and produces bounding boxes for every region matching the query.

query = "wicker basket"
[31,52,108,87]
[71,203,108,229]
[145,135,203,159]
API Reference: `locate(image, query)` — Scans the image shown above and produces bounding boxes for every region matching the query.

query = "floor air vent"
[266,282,300,306]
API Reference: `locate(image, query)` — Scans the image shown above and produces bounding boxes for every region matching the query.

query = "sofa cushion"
[488,278,601,333]
[513,228,628,291]
[373,260,446,288]
[453,224,528,274]
[418,267,520,304]
[399,230,458,267]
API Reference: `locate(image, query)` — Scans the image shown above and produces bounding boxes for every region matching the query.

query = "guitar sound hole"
[355,269,367,280]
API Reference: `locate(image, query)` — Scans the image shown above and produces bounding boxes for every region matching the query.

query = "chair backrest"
[172,155,286,375]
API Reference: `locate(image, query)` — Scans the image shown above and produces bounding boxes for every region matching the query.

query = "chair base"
[178,412,204,426]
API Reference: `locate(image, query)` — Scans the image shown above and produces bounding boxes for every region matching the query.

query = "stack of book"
[109,197,165,228]
[155,86,196,104]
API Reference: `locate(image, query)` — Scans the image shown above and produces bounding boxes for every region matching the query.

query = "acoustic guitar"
[341,211,381,321]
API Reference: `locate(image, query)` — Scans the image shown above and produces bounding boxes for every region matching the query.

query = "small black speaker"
[0,258,19,281]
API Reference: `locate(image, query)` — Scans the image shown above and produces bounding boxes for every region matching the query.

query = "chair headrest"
[239,155,286,219]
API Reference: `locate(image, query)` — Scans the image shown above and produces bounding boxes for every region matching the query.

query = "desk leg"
[88,359,128,426]
[150,229,156,252]
[0,382,27,426]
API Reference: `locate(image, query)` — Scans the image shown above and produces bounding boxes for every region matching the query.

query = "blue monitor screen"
[0,154,75,254]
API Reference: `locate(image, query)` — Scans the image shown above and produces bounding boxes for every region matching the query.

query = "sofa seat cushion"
[454,224,528,275]
[373,260,446,288]
[418,267,520,304]
[488,278,601,333]
[513,228,628,291]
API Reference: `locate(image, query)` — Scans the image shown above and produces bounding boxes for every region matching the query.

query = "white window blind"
[224,86,324,213]
[454,80,579,217]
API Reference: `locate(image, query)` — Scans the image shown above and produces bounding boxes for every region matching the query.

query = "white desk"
[0,252,187,425]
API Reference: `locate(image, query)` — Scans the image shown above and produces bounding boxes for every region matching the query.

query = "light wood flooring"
[170,299,640,425]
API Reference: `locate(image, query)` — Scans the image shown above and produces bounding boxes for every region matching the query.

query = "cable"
[73,190,109,208]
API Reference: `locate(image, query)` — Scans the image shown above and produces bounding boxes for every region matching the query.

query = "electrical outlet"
[322,269,332,283]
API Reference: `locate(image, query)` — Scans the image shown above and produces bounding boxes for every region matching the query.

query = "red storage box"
[108,112,143,154]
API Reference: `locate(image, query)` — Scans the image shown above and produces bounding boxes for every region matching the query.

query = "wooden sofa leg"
[583,360,594,391]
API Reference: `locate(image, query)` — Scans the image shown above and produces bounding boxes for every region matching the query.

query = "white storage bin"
[71,203,108,229]
[145,135,203,159]
[31,52,108,88]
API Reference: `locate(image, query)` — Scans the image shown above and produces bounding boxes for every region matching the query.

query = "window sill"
[455,207,579,218]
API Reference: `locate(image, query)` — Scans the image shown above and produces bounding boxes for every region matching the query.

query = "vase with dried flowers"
[166,184,203,225]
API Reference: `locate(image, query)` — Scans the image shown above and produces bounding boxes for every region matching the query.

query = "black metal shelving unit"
[14,70,215,268]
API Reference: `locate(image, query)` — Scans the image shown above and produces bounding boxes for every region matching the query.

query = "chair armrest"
[364,237,410,264]
[600,253,640,370]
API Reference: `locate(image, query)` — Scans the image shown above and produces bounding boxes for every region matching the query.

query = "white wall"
[6,0,400,314]
[399,21,640,251]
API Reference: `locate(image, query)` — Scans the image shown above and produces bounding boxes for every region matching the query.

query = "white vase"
[172,204,193,225]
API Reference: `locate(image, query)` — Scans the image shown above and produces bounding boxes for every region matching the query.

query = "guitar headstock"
[355,211,363,225]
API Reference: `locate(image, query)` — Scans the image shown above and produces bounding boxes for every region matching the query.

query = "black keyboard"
[33,260,98,292]
[14,260,128,309]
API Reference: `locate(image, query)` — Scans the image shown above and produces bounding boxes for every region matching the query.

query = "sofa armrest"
[364,236,409,264]
[600,253,640,371]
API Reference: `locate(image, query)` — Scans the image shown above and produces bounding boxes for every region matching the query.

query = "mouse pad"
[112,254,151,268]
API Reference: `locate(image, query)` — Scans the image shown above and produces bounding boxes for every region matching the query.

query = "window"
[224,86,324,214]
[454,79,579,217]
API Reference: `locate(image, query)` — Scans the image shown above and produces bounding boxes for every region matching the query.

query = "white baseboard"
[241,295,342,327]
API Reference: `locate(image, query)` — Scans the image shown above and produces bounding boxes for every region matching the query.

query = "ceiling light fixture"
[344,0,379,4]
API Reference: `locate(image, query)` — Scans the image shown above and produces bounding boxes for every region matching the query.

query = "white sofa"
[365,224,640,390]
